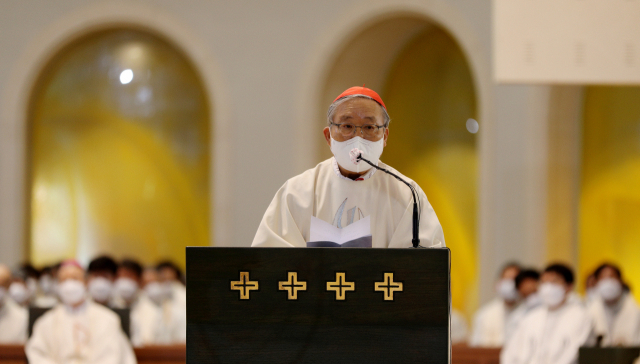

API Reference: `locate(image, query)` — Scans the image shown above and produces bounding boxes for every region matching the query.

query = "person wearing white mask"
[113,259,163,347]
[26,259,137,364]
[501,263,593,364]
[0,264,28,343]
[87,255,118,307]
[33,265,59,308]
[252,86,444,249]
[142,267,185,344]
[8,277,31,307]
[505,269,541,340]
[469,263,521,347]
[157,261,186,307]
[587,263,640,346]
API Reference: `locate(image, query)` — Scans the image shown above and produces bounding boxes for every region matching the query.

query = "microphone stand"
[357,155,422,248]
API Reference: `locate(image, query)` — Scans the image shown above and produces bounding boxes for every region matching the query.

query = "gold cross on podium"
[230,272,259,300]
[374,272,403,301]
[278,272,307,300]
[326,272,355,300]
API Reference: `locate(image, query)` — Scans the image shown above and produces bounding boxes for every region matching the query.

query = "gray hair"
[326,94,391,127]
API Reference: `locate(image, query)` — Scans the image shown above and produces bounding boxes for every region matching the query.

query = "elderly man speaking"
[252,86,444,249]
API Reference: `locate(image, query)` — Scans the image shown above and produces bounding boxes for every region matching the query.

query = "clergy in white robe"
[587,263,640,346]
[0,264,28,343]
[505,269,541,341]
[469,263,521,347]
[450,309,469,344]
[113,259,163,347]
[26,260,137,364]
[501,264,593,364]
[252,86,444,249]
[141,267,186,344]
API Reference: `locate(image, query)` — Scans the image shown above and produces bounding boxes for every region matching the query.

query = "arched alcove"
[579,86,640,303]
[29,29,210,268]
[318,16,478,316]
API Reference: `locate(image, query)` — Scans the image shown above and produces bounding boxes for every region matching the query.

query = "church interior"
[1,0,639,363]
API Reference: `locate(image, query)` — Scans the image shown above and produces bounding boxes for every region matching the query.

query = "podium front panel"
[187,247,450,363]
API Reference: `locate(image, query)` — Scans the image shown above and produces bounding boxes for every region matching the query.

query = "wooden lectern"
[187,247,451,363]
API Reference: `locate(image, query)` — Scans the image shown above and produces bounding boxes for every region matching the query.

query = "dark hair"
[515,269,540,289]
[156,260,183,281]
[593,263,622,280]
[544,263,574,285]
[88,256,118,276]
[20,263,40,279]
[499,262,521,278]
[120,259,143,278]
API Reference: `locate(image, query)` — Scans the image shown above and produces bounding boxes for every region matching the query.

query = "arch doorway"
[319,16,478,317]
[29,29,210,269]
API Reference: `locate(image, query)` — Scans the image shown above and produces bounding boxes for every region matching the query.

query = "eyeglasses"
[330,122,386,139]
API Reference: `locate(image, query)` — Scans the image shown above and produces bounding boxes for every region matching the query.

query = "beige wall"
[0,0,565,305]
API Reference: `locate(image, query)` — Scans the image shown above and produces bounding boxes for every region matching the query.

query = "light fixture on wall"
[119,69,133,84]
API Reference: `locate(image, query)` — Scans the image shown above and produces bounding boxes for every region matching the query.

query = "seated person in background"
[8,273,32,308]
[505,269,541,340]
[33,265,59,308]
[113,259,162,347]
[252,86,444,248]
[87,255,118,306]
[587,263,640,346]
[584,272,597,304]
[470,262,521,347]
[142,267,186,344]
[501,263,593,364]
[0,264,28,343]
[157,260,186,306]
[26,260,136,364]
[450,309,469,344]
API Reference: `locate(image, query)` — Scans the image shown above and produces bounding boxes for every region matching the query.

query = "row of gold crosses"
[230,271,403,301]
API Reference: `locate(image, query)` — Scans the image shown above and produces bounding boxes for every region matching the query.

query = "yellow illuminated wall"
[29,30,210,269]
[579,86,640,301]
[382,28,478,316]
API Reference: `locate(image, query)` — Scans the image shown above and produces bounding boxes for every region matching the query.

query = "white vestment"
[501,301,593,364]
[0,298,28,343]
[588,293,640,346]
[156,297,186,344]
[450,309,469,344]
[26,301,137,364]
[252,158,445,248]
[129,293,163,347]
[505,295,542,342]
[469,298,516,347]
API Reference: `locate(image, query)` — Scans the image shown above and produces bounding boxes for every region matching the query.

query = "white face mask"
[9,282,29,305]
[88,277,113,303]
[40,275,55,295]
[114,278,139,302]
[597,278,622,302]
[525,292,541,307]
[586,288,597,302]
[539,282,566,308]
[145,282,165,305]
[58,279,86,307]
[497,279,519,302]
[330,135,384,173]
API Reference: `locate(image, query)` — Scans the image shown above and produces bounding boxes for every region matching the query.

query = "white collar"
[331,157,376,181]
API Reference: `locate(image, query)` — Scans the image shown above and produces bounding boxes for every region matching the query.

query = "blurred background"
[0,0,639,323]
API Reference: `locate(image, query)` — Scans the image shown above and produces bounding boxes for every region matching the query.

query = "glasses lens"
[339,124,355,136]
[362,124,382,138]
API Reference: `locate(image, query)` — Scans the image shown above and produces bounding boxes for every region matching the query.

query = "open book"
[307,215,372,247]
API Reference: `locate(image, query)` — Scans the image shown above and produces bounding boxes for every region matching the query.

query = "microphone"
[356,153,422,248]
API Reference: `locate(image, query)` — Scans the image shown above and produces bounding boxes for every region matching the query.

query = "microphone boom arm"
[357,155,422,248]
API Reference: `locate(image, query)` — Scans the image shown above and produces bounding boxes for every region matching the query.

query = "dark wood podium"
[186,247,451,363]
